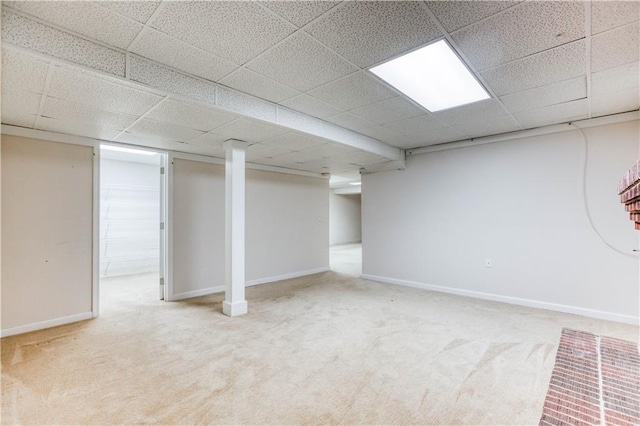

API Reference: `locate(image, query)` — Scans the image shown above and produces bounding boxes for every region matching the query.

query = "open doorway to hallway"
[99,145,166,313]
[329,175,362,276]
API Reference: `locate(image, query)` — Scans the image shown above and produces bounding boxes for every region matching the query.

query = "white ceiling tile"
[500,77,587,113]
[425,1,522,33]
[260,1,340,27]
[127,119,205,143]
[280,94,342,119]
[2,112,36,128]
[42,97,138,130]
[245,142,291,161]
[216,86,277,122]
[2,9,126,76]
[219,68,299,104]
[358,125,416,147]
[325,112,375,131]
[318,159,358,173]
[452,2,584,71]
[145,99,238,132]
[1,89,41,116]
[308,72,397,111]
[188,132,227,148]
[211,118,289,144]
[591,88,640,118]
[591,22,639,73]
[300,157,352,173]
[262,132,325,150]
[382,114,446,136]
[270,151,324,165]
[351,97,425,125]
[591,1,640,35]
[129,57,217,105]
[114,132,190,150]
[453,115,521,139]
[99,1,162,24]
[246,32,357,92]
[1,49,49,94]
[591,62,640,96]
[48,66,163,115]
[5,1,143,49]
[131,27,238,83]
[149,1,295,65]
[481,40,586,95]
[178,142,226,159]
[409,126,469,148]
[306,1,442,68]
[299,143,358,158]
[341,150,388,167]
[514,99,589,129]
[432,99,509,126]
[38,116,122,140]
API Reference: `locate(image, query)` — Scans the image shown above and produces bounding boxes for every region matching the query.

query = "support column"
[223,139,249,317]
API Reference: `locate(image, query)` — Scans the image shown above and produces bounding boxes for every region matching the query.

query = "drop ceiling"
[1,1,638,179]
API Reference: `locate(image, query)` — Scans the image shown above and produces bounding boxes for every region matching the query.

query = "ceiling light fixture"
[101,145,157,156]
[369,39,490,112]
[349,182,362,186]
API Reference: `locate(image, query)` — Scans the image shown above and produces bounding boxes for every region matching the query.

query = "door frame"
[92,143,172,317]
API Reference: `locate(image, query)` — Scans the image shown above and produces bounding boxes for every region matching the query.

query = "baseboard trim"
[361,274,639,325]
[170,267,330,301]
[1,312,94,338]
[246,267,330,287]
[170,286,225,301]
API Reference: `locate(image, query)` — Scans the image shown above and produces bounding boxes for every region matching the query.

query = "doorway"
[99,145,167,313]
[329,182,362,276]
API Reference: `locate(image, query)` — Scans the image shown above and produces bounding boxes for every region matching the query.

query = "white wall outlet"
[485,258,493,268]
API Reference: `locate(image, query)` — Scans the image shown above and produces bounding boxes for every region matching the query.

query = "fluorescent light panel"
[370,40,490,112]
[101,145,156,156]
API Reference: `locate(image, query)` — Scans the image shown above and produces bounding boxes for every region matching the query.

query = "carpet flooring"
[1,244,638,425]
[540,328,640,426]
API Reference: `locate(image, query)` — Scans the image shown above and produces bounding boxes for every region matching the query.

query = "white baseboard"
[1,312,94,338]
[245,267,330,287]
[170,285,225,301]
[361,274,639,325]
[169,267,330,301]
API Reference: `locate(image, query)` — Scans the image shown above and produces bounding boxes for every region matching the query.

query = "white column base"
[223,300,248,317]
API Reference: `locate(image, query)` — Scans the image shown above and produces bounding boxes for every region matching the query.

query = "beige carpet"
[1,244,638,425]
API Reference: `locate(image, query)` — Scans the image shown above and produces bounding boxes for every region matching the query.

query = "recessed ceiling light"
[101,145,156,156]
[370,40,490,112]
[349,182,362,186]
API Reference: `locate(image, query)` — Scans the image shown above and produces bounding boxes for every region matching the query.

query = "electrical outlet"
[485,258,493,268]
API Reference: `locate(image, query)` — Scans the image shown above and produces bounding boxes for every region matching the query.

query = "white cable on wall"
[571,123,637,258]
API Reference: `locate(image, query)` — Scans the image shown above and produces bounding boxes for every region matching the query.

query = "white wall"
[171,158,329,300]
[330,192,361,245]
[362,120,640,323]
[246,168,329,281]
[172,158,225,298]
[100,158,160,277]
[1,135,94,334]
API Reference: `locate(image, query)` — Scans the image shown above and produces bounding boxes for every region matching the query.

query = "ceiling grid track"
[33,64,55,129]
[112,96,171,141]
[585,0,593,119]
[418,1,524,133]
[124,0,168,52]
